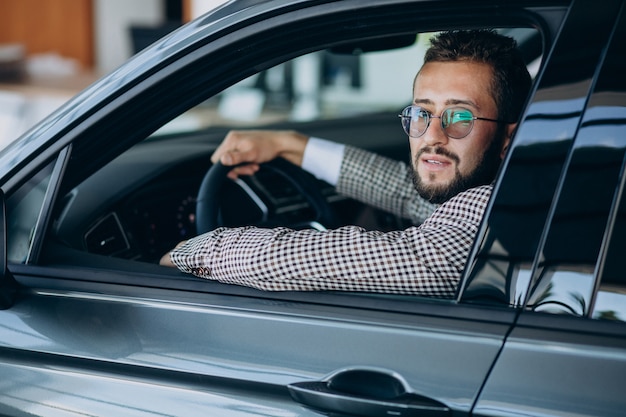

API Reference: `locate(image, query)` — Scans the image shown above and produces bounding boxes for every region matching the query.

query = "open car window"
[11,25,542,306]
[153,39,428,137]
[153,28,540,139]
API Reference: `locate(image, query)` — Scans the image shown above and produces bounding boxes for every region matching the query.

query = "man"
[160,29,531,298]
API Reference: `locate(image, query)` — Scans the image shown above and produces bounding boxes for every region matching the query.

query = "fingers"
[211,130,265,165]
[210,131,265,179]
[210,130,309,179]
[225,163,260,180]
[220,146,259,166]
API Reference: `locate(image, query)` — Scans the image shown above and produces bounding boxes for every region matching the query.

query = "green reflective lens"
[445,108,473,126]
[442,108,474,138]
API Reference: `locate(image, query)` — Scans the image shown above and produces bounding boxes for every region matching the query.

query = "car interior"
[7,26,543,293]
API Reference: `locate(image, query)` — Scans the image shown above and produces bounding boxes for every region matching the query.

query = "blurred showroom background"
[0,0,227,149]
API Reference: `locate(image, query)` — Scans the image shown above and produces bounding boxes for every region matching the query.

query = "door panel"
[0,273,513,415]
[474,316,626,417]
[0,361,303,416]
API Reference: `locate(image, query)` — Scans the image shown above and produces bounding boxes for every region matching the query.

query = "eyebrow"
[413,98,479,109]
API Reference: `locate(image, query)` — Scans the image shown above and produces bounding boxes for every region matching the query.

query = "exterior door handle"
[288,367,450,417]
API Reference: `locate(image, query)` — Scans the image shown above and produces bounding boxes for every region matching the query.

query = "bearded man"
[161,29,532,298]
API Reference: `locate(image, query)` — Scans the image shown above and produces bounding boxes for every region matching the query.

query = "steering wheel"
[196,158,339,234]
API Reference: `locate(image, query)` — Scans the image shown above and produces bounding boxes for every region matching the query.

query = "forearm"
[167,184,488,299]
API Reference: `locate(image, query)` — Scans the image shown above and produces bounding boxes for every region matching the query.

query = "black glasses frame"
[399,105,504,139]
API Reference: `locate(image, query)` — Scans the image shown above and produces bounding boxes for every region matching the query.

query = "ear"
[500,123,517,159]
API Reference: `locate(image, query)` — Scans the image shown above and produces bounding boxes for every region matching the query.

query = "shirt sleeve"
[169,185,492,298]
[302,139,436,224]
[301,137,345,185]
[337,146,438,224]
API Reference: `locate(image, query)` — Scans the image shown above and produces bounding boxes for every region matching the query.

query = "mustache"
[415,146,460,164]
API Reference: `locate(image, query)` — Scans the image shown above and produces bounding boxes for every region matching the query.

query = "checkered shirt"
[170,147,492,298]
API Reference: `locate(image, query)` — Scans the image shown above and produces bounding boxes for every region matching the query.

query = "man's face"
[409,60,511,204]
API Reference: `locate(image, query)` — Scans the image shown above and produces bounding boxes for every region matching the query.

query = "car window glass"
[462,2,622,308]
[591,12,626,322]
[594,183,626,322]
[526,12,626,318]
[6,159,55,263]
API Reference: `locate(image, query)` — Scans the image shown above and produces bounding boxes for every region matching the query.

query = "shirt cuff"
[301,137,345,186]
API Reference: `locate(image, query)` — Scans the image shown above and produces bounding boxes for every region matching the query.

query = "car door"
[466,1,626,415]
[0,1,572,416]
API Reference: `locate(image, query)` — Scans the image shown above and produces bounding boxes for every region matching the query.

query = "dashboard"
[53,134,368,264]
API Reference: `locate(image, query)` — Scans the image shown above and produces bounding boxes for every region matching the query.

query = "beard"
[411,134,504,204]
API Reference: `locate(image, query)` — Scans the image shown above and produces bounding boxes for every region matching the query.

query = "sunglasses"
[399,105,503,139]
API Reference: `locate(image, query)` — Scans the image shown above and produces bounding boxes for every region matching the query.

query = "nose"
[420,116,449,146]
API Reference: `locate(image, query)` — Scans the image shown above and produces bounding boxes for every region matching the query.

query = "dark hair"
[422,29,532,123]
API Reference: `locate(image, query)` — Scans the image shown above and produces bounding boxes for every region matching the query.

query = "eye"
[416,109,430,118]
[449,109,474,124]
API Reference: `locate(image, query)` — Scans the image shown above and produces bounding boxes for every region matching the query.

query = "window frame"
[5,1,566,316]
